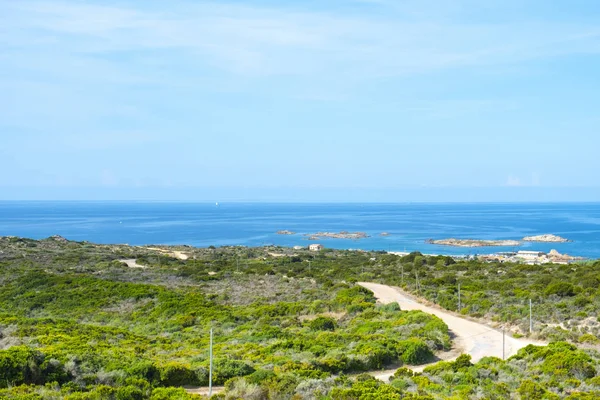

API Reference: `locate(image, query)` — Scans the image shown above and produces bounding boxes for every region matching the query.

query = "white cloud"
[3,0,600,81]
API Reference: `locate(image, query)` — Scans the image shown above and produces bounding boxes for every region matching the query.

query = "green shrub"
[573,295,591,307]
[246,369,276,384]
[127,362,161,384]
[518,380,547,400]
[392,367,414,378]
[158,363,198,387]
[544,282,575,297]
[309,316,336,331]
[0,346,59,388]
[452,354,473,371]
[116,385,144,400]
[378,302,401,312]
[398,339,433,365]
[213,359,255,384]
[149,387,197,400]
[578,334,599,344]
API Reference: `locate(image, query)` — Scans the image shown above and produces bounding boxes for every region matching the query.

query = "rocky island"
[305,231,369,240]
[522,234,571,242]
[276,230,296,235]
[427,238,521,247]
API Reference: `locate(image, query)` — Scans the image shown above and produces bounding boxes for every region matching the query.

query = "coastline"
[1,202,599,258]
[1,235,588,263]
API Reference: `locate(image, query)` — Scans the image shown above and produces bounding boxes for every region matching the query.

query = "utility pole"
[308,260,311,273]
[415,270,420,293]
[529,299,533,334]
[209,328,213,397]
[401,264,404,286]
[458,282,461,312]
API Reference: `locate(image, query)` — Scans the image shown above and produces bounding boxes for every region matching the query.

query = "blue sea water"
[1,201,600,259]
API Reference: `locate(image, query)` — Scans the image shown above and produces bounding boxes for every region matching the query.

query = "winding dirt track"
[186,282,546,393]
[359,282,544,378]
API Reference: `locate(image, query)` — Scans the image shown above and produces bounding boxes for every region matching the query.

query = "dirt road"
[146,247,190,260]
[359,282,542,364]
[189,282,545,392]
[185,386,224,396]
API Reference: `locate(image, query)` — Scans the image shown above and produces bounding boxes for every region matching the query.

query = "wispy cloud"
[62,131,160,150]
[4,0,600,82]
[506,172,543,188]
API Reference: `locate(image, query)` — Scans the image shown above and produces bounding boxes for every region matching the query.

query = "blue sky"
[2,0,600,201]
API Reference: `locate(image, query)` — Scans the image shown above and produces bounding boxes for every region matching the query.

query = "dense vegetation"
[1,236,600,399]
[367,252,600,344]
[0,237,447,399]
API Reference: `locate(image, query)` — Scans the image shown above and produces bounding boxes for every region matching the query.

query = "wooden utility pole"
[415,270,420,293]
[209,328,213,396]
[401,264,404,285]
[458,282,461,312]
[529,299,533,334]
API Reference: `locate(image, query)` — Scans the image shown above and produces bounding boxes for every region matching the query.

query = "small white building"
[517,251,545,260]
[308,244,323,252]
[293,245,304,250]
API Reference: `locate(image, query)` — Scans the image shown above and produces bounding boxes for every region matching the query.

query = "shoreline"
[0,235,590,262]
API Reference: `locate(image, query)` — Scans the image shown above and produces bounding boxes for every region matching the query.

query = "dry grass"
[198,275,329,305]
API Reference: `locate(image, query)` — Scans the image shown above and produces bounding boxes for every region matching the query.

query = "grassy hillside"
[1,237,600,399]
[0,237,447,399]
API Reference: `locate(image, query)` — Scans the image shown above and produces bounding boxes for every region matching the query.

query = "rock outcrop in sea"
[427,238,521,247]
[522,234,571,243]
[304,231,369,240]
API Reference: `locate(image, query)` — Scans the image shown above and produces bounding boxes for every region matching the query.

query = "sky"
[1,0,600,202]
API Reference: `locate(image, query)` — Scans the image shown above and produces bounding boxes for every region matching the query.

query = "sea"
[1,201,600,259]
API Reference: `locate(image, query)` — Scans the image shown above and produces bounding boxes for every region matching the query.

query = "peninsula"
[427,238,521,247]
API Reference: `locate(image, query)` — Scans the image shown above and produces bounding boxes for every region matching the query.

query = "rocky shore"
[428,233,571,247]
[305,231,369,240]
[522,234,571,242]
[427,238,521,247]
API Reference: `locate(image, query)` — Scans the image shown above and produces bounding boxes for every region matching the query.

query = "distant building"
[497,251,517,257]
[308,244,323,252]
[517,251,545,258]
[293,246,304,250]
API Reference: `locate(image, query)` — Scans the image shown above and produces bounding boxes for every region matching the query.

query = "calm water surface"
[1,202,600,258]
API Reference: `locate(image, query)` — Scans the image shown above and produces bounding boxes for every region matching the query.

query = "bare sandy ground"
[119,259,147,269]
[185,386,224,396]
[146,247,190,260]
[359,282,544,370]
